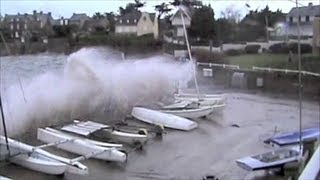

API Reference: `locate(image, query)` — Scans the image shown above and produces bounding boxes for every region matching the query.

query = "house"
[313,17,320,55]
[115,11,158,39]
[69,13,90,29]
[170,5,191,38]
[3,11,54,40]
[285,3,320,37]
[82,18,109,33]
[52,17,69,26]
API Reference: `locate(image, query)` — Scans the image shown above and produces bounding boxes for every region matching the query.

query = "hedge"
[245,44,261,54]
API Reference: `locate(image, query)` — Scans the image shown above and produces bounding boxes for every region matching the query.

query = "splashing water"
[1,48,194,136]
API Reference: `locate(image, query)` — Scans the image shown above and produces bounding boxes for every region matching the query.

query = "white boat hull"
[0,136,70,175]
[101,129,148,145]
[131,107,198,131]
[37,128,126,162]
[174,94,226,106]
[161,104,225,119]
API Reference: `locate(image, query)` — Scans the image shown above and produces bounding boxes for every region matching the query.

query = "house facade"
[313,17,320,55]
[115,12,158,39]
[3,11,54,40]
[170,5,191,38]
[285,3,320,37]
[69,13,90,29]
[82,18,109,33]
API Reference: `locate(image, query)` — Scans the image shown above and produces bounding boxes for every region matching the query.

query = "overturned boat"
[236,147,301,171]
[264,128,320,146]
[131,107,198,131]
[37,128,127,162]
[60,120,148,145]
[0,136,88,175]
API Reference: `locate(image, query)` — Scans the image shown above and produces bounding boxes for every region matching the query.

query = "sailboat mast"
[296,0,302,152]
[180,11,200,99]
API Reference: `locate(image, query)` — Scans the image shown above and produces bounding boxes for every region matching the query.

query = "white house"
[285,3,320,37]
[115,11,158,39]
[170,5,191,37]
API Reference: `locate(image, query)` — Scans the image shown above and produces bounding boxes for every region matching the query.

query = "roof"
[288,5,320,17]
[115,11,141,26]
[83,18,109,29]
[170,5,191,21]
[70,13,90,21]
[4,12,54,24]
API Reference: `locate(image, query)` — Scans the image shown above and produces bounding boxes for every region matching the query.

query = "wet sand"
[1,91,319,180]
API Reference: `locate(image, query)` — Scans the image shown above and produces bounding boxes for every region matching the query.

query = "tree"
[104,12,116,32]
[93,12,104,19]
[119,0,145,15]
[170,0,202,7]
[188,4,215,40]
[154,2,172,19]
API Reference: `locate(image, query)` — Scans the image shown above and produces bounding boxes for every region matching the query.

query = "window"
[127,19,129,23]
[120,19,122,23]
[17,24,20,30]
[10,24,13,30]
[15,31,19,38]
[64,19,68,25]
[298,16,301,22]
[134,19,137,23]
[16,18,19,22]
[24,23,27,29]
[306,16,310,22]
[289,16,293,23]
[40,22,43,28]
[11,18,13,22]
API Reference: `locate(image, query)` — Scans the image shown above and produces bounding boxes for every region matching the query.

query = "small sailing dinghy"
[236,147,301,171]
[264,127,320,146]
[0,136,88,175]
[60,120,148,145]
[174,93,226,106]
[37,128,127,162]
[131,107,198,131]
[160,100,225,119]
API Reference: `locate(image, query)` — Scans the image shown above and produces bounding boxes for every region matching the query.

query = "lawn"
[226,53,320,73]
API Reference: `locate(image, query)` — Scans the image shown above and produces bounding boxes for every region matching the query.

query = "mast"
[296,0,302,152]
[180,10,200,99]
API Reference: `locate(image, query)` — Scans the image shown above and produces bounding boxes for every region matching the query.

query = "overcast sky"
[1,0,319,19]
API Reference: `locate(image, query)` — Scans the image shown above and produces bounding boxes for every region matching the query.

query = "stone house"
[115,11,158,39]
[285,3,320,37]
[69,13,90,29]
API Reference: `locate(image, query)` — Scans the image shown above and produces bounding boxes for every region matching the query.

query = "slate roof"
[288,5,320,17]
[170,5,192,21]
[70,13,90,21]
[115,11,141,26]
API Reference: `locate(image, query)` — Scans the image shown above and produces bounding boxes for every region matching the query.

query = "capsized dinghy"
[264,127,320,146]
[131,107,198,131]
[0,136,88,175]
[60,120,148,145]
[37,128,127,162]
[236,147,301,171]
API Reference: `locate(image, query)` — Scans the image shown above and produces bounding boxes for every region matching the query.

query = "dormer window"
[127,19,129,23]
[16,18,19,22]
[37,17,40,21]
[120,19,122,23]
[289,16,293,23]
[134,19,137,23]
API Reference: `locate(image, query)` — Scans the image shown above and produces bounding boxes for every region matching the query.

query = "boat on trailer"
[0,136,88,175]
[60,120,148,145]
[236,147,302,171]
[131,107,198,131]
[37,128,127,162]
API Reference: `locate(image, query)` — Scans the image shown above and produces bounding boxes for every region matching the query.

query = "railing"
[196,62,240,70]
[252,66,320,77]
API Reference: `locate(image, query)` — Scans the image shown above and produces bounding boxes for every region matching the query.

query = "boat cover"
[61,120,109,136]
[264,128,320,146]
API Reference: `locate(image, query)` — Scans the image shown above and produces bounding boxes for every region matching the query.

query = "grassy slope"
[226,53,320,73]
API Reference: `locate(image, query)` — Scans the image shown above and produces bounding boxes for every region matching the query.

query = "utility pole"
[265,15,269,42]
[296,0,302,152]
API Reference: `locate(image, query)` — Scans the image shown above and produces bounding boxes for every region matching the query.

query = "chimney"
[308,2,313,6]
[18,13,20,15]
[40,11,43,14]
[48,12,52,16]
[33,10,36,15]
[24,13,27,16]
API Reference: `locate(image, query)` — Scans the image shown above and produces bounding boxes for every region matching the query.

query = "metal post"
[265,15,269,42]
[296,0,302,152]
[0,96,10,154]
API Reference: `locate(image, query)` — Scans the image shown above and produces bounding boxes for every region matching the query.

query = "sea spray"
[0,48,193,136]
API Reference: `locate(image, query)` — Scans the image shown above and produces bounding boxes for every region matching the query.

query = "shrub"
[245,44,261,54]
[288,43,312,54]
[224,49,244,56]
[191,49,226,64]
[269,43,289,54]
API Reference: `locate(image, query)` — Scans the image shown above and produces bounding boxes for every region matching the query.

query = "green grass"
[226,53,320,73]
